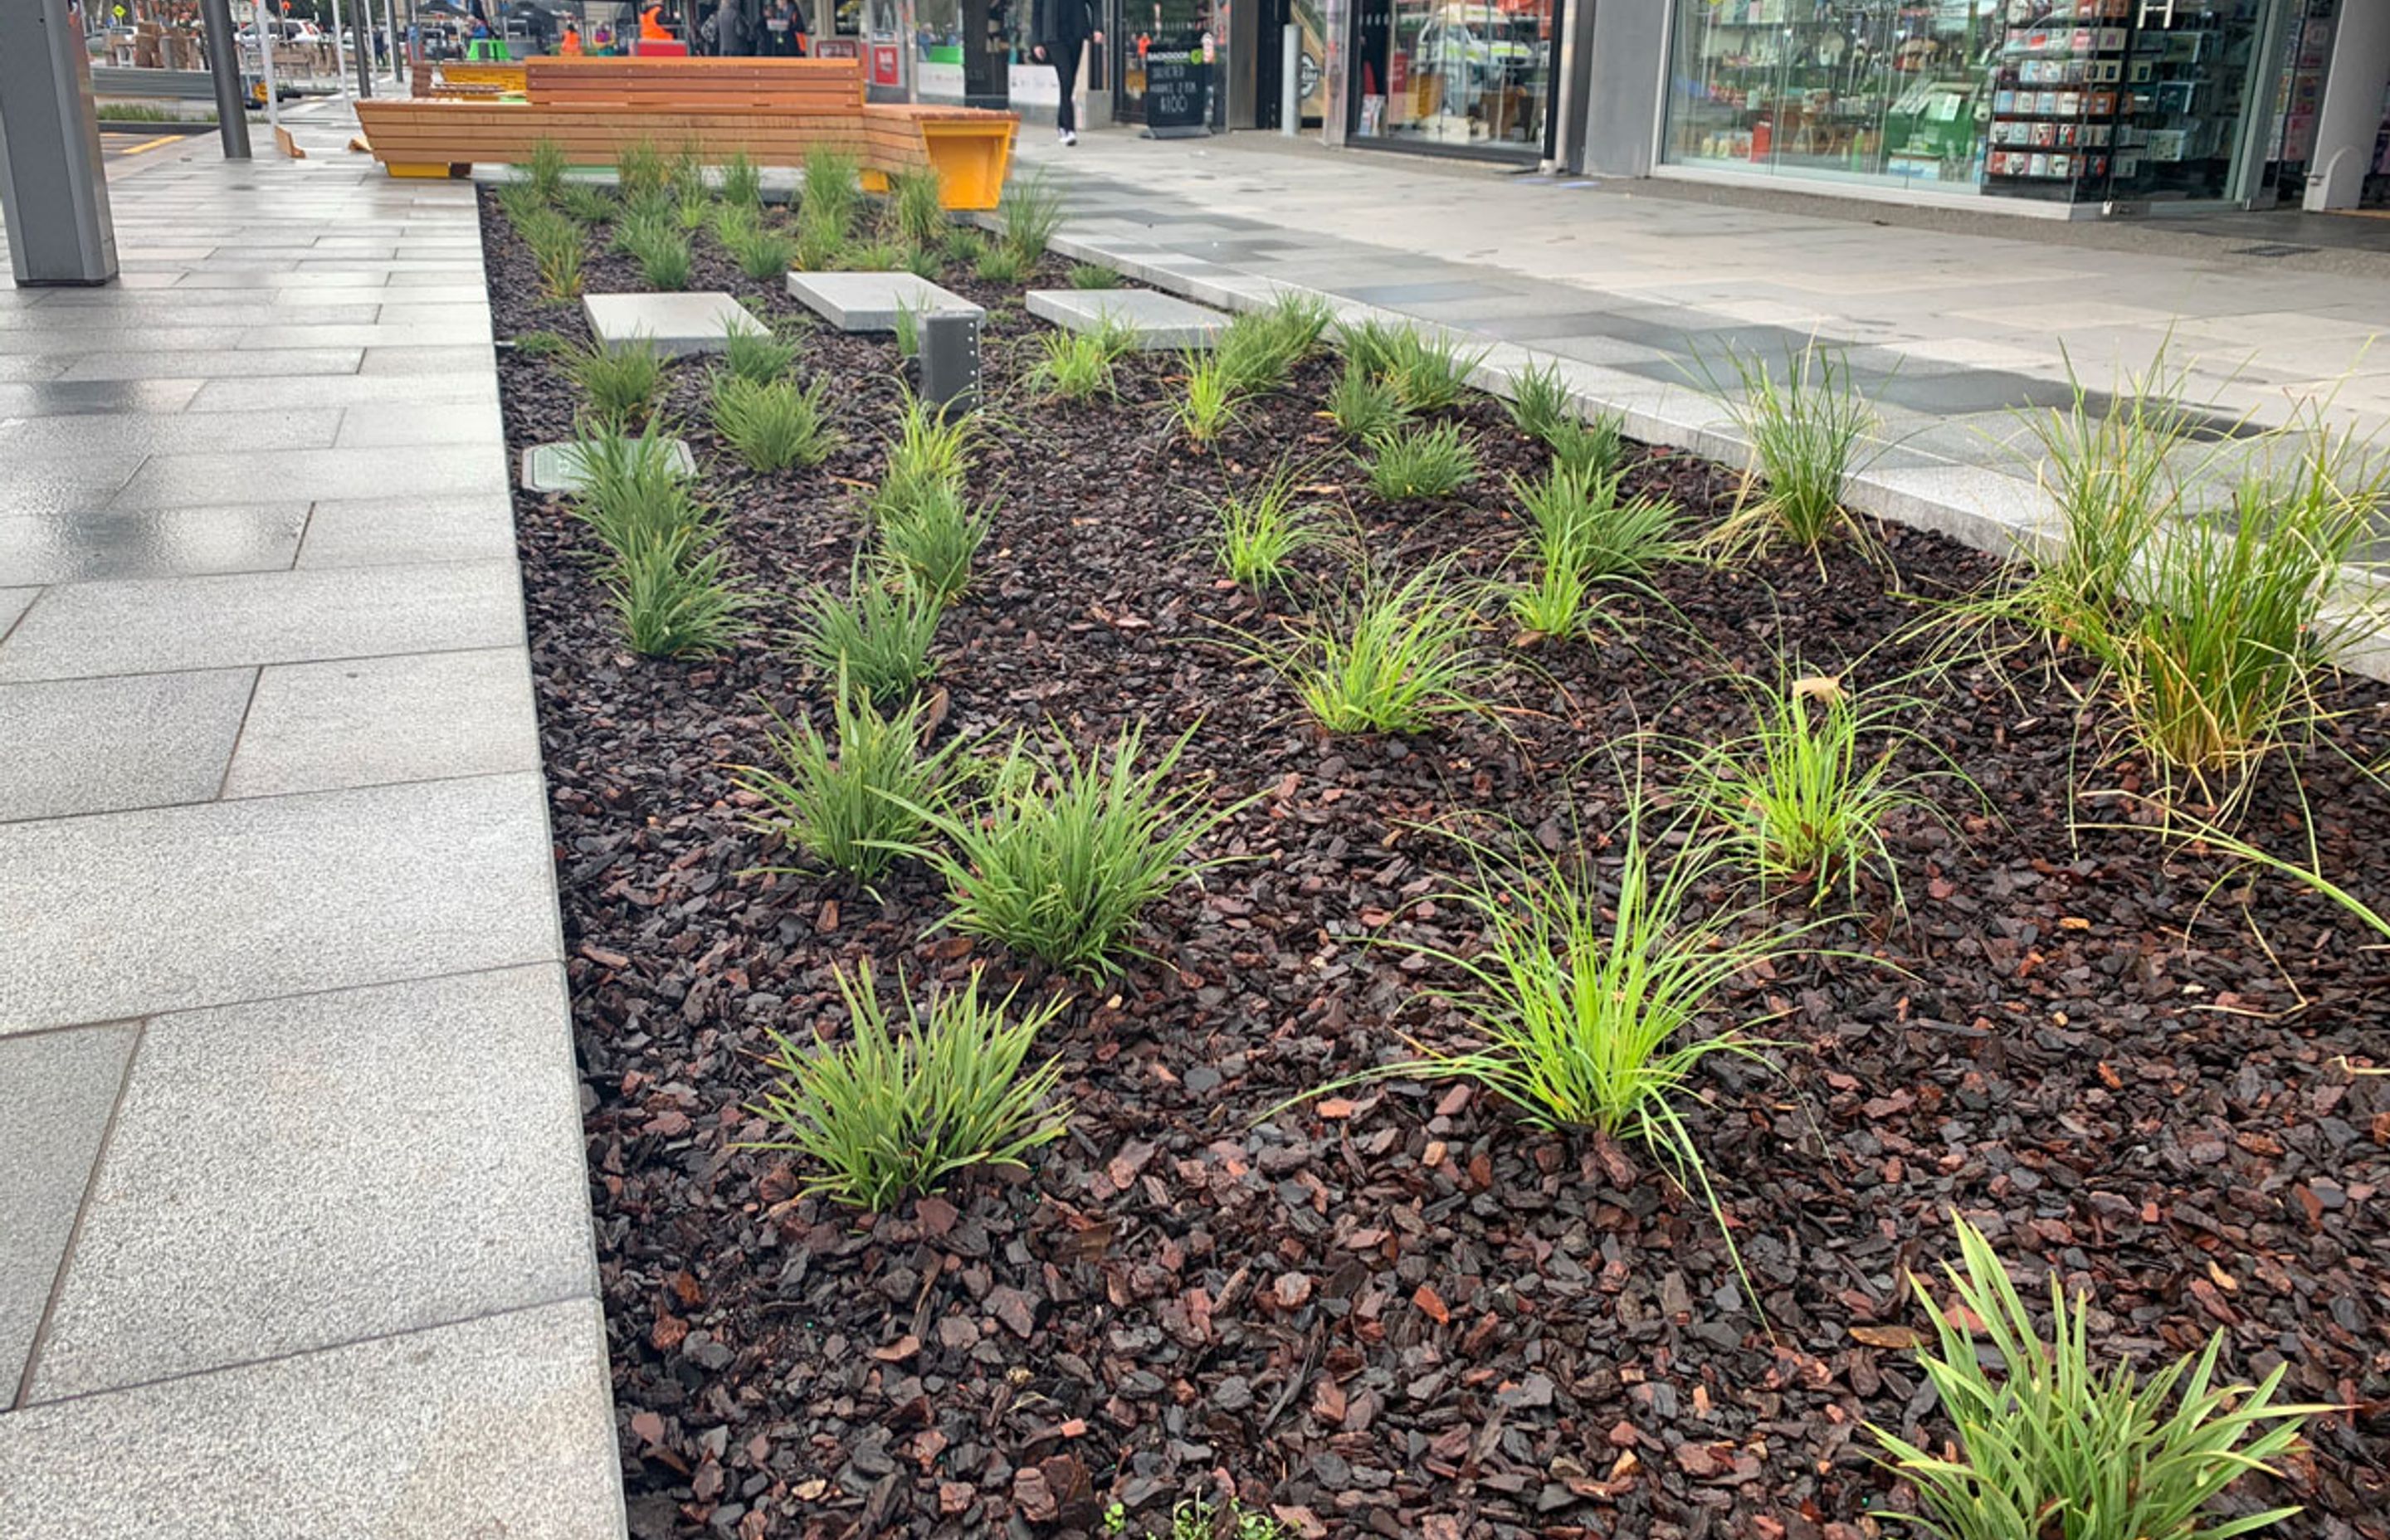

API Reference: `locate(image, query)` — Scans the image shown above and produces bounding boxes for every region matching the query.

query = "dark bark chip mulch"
[480,192,2390,1540]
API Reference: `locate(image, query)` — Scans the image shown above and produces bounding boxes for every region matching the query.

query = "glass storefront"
[1349,0,1558,158]
[1662,0,2289,207]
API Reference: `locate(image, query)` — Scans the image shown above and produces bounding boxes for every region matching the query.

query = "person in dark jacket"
[1028,0,1100,144]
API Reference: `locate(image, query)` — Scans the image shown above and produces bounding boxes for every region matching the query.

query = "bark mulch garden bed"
[480,189,2390,1540]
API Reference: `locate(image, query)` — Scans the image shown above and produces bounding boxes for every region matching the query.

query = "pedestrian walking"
[1027,0,1100,144]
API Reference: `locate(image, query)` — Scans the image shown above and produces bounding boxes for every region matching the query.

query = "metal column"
[0,0,120,285]
[202,0,256,156]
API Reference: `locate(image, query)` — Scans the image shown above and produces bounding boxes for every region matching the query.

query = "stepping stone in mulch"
[519,437,697,495]
[1023,288,1229,350]
[583,292,766,356]
[784,272,984,333]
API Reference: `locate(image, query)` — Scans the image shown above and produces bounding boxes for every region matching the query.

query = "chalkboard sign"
[1143,45,1210,139]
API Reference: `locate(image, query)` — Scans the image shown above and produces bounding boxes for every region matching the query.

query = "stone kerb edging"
[1041,228,2390,689]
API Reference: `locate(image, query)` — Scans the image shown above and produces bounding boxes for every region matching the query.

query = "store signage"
[869,41,900,85]
[1143,42,1209,137]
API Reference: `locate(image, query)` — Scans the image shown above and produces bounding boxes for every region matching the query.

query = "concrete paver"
[0,103,620,1538]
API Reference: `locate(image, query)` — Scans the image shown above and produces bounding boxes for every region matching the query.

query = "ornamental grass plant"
[1713,339,1880,553]
[1871,1215,2321,1540]
[800,565,944,702]
[1212,462,1329,590]
[1363,419,1476,500]
[1267,562,1493,734]
[737,676,967,882]
[709,373,837,473]
[749,960,1069,1211]
[900,724,1250,978]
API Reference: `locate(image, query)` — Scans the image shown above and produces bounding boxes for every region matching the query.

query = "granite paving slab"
[0,503,312,585]
[785,270,982,332]
[0,1299,623,1539]
[222,649,538,798]
[1024,287,1229,350]
[0,669,256,821]
[27,967,594,1401]
[583,291,764,355]
[0,1023,137,1392]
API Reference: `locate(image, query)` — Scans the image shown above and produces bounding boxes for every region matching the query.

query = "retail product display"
[1984,0,2129,198]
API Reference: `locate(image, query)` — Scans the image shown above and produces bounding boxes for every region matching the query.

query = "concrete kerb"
[1048,230,2390,685]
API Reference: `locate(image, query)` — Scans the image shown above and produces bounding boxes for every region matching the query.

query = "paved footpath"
[1016,132,2390,570]
[0,110,623,1538]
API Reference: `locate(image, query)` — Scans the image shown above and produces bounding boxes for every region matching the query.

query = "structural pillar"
[202,0,255,158]
[0,0,119,285]
[2305,1,2390,212]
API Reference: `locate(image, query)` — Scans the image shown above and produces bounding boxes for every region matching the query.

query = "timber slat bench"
[354,56,1017,209]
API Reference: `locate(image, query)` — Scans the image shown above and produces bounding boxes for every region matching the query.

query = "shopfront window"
[1663,0,2285,207]
[1666,0,2001,191]
[1351,0,1556,158]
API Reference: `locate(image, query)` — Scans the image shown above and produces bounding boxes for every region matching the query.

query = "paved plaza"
[0,110,622,1538]
[5,99,2390,1538]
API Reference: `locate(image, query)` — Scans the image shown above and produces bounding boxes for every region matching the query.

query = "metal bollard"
[918,309,982,420]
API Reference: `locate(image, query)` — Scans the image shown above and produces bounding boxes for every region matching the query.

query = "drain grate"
[2230,242,2319,257]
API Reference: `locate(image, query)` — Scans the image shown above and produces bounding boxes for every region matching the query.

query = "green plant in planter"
[974,241,1030,285]
[1067,262,1121,290]
[999,168,1063,261]
[605,527,751,659]
[710,373,838,473]
[749,959,1070,1211]
[800,566,944,702]
[737,676,968,882]
[886,167,947,245]
[556,182,617,226]
[615,139,669,203]
[1870,1215,2322,1540]
[719,149,763,208]
[1029,319,1135,402]
[1174,352,1238,444]
[1324,358,1407,441]
[800,144,862,236]
[877,479,990,603]
[720,324,799,385]
[1512,464,1683,586]
[1212,461,1328,590]
[1712,340,1880,554]
[1363,419,1475,500]
[1262,561,1492,734]
[565,339,667,425]
[895,722,1251,977]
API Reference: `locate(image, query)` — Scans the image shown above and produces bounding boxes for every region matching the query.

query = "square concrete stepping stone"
[519,438,695,496]
[785,271,983,333]
[582,292,764,356]
[1025,289,1229,350]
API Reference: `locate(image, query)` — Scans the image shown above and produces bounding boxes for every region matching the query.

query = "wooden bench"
[354,56,1016,209]
[413,61,529,97]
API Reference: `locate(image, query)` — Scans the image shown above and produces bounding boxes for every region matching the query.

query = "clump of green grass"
[878,480,990,603]
[663,139,707,205]
[1549,412,1628,481]
[871,391,976,523]
[1871,1214,2322,1540]
[715,206,798,281]
[1067,263,1121,290]
[801,567,944,702]
[719,150,762,208]
[1513,464,1683,585]
[606,528,751,658]
[566,339,667,425]
[622,220,694,290]
[749,960,1069,1211]
[710,373,837,473]
[1363,419,1475,500]
[567,421,704,550]
[615,139,669,203]
[720,324,799,385]
[510,329,574,357]
[556,183,617,226]
[1325,359,1408,441]
[1213,295,1331,397]
[801,144,862,236]
[1213,462,1328,589]
[738,680,966,882]
[1000,169,1063,261]
[1029,319,1135,402]
[885,167,946,246]
[841,236,909,273]
[1266,563,1491,734]
[1175,353,1239,444]
[1714,340,1880,553]
[1682,671,1949,908]
[519,209,586,301]
[795,211,846,274]
[1506,554,1599,642]
[900,241,943,280]
[1506,358,1575,443]
[903,724,1247,977]
[939,225,985,270]
[495,177,548,230]
[974,241,1030,285]
[1340,319,1485,411]
[1299,811,1814,1310]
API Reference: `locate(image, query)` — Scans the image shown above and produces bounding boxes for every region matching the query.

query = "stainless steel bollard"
[918,309,982,419]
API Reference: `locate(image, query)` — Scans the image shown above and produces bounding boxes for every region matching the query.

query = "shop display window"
[1351,0,1556,158]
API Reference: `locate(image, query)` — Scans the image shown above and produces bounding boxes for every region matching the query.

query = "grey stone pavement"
[1012,129,2390,616]
[0,105,623,1538]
